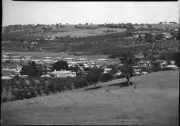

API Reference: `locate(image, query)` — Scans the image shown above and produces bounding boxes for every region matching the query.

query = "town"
[1,1,179,126]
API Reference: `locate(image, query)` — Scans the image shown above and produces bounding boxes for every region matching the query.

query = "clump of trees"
[20,61,44,77]
[51,60,69,71]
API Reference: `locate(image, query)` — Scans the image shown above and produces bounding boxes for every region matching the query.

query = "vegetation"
[99,73,114,82]
[20,61,44,77]
[51,60,69,71]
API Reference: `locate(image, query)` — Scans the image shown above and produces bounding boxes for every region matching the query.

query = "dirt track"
[1,70,179,125]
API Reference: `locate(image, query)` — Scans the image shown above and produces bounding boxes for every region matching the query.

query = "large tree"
[118,52,135,85]
[20,61,43,77]
[144,33,154,42]
[51,60,69,71]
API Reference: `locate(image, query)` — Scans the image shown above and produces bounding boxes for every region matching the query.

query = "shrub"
[55,82,64,92]
[12,90,23,100]
[1,97,8,103]
[30,89,37,97]
[88,68,104,84]
[85,73,94,84]
[151,62,162,72]
[114,74,124,79]
[99,73,114,82]
[74,76,88,89]
[64,78,74,90]
[36,88,42,96]
[20,65,37,77]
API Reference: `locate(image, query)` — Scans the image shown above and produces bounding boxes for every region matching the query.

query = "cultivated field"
[1,70,179,125]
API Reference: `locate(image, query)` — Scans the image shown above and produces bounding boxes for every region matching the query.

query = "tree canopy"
[51,60,69,71]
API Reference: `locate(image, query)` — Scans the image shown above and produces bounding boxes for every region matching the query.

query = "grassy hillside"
[151,23,179,30]
[2,26,126,39]
[2,70,179,125]
[6,51,108,60]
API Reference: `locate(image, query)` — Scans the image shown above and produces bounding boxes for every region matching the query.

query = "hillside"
[1,70,179,125]
[2,26,126,39]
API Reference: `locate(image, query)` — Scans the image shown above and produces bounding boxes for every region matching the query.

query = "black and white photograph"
[1,0,180,125]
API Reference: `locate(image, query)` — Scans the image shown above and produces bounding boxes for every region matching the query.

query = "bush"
[88,68,104,84]
[161,67,172,71]
[151,62,162,72]
[74,76,88,89]
[64,78,74,90]
[20,65,37,77]
[99,73,114,82]
[1,97,8,103]
[113,74,124,79]
[150,66,162,72]
[85,73,94,84]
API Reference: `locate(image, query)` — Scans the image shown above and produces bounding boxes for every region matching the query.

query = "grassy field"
[50,27,126,37]
[1,70,179,125]
[3,26,126,38]
[5,51,108,60]
[134,23,179,30]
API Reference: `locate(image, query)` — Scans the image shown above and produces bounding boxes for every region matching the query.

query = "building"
[50,70,76,78]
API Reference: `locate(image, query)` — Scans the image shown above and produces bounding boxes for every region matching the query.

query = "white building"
[50,70,76,78]
[63,58,74,62]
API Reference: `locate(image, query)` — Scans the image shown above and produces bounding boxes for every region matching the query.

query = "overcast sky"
[3,0,180,26]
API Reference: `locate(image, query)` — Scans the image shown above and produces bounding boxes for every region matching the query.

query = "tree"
[68,65,80,72]
[138,35,143,43]
[142,51,148,60]
[144,33,153,42]
[51,60,69,71]
[148,25,152,29]
[20,61,43,77]
[154,34,163,42]
[86,68,103,87]
[173,52,180,67]
[151,61,161,72]
[20,65,37,77]
[119,52,135,85]
[147,54,156,61]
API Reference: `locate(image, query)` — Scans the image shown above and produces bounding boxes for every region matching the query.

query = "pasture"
[1,70,179,125]
[5,51,108,60]
[2,26,126,38]
[51,27,126,37]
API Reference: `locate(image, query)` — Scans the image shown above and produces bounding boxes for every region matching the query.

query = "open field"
[4,51,108,60]
[151,23,179,30]
[134,23,179,30]
[1,70,179,125]
[2,27,126,38]
[42,27,126,37]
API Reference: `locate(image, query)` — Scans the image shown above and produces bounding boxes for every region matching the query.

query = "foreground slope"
[1,70,179,125]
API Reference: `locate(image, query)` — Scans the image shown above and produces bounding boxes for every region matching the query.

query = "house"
[1,76,12,80]
[77,58,88,63]
[50,70,76,78]
[174,29,178,32]
[23,41,28,44]
[63,58,74,62]
[31,41,38,45]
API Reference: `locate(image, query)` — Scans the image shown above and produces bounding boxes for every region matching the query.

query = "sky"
[2,0,180,26]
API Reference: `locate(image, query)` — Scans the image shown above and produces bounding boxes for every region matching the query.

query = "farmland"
[1,70,179,125]
[5,51,108,60]
[2,26,126,38]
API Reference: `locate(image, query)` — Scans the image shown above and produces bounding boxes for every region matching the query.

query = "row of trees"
[3,51,178,103]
